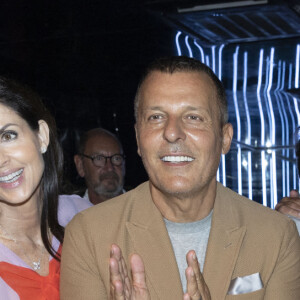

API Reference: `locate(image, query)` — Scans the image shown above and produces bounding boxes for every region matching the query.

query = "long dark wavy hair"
[0,77,64,260]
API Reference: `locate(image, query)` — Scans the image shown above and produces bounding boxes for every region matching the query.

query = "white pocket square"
[227,272,263,295]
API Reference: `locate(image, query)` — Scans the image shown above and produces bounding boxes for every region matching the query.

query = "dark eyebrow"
[185,106,199,111]
[148,105,207,110]
[0,123,17,135]
[148,106,163,111]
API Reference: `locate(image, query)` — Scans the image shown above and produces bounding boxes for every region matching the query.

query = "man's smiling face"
[135,70,232,199]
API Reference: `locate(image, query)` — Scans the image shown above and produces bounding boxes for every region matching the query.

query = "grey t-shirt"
[164,210,212,292]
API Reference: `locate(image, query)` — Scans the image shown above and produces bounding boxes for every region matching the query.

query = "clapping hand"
[109,244,150,300]
[183,250,211,300]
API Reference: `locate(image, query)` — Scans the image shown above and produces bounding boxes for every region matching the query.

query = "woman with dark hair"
[0,77,90,299]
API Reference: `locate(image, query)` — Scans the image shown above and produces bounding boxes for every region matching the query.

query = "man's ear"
[222,123,233,155]
[74,155,85,178]
[38,120,50,152]
[134,123,141,157]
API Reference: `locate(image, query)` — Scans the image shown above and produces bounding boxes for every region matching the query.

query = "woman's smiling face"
[0,103,48,205]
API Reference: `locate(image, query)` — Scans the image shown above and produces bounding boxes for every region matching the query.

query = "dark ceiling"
[0,0,299,190]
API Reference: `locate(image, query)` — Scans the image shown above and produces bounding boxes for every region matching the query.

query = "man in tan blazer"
[61,56,300,300]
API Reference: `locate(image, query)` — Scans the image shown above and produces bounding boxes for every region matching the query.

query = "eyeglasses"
[80,153,125,167]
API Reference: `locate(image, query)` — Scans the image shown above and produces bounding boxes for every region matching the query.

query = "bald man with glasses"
[74,128,126,205]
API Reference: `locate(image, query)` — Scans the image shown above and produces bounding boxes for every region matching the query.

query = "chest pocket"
[226,288,265,300]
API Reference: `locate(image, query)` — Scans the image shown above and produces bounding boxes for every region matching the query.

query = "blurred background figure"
[276,126,300,233]
[276,190,300,233]
[74,128,126,205]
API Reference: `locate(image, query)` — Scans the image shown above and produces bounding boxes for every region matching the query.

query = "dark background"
[0,0,175,190]
[0,0,299,193]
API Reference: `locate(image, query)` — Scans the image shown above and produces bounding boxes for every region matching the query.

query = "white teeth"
[162,156,194,162]
[0,169,23,183]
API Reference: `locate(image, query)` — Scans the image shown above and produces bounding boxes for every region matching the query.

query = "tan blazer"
[61,182,300,299]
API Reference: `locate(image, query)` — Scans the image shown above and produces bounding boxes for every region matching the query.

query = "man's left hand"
[183,250,211,300]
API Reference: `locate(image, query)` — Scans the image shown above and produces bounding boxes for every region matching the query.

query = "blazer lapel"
[126,183,183,299]
[203,183,246,300]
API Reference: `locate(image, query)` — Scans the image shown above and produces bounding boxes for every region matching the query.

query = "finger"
[186,250,211,300]
[185,266,201,300]
[186,251,205,290]
[290,190,300,198]
[110,244,130,300]
[120,254,130,292]
[130,254,151,299]
[109,258,126,299]
[110,245,123,283]
[280,196,300,209]
[275,198,300,218]
[111,244,122,261]
[130,254,147,288]
[111,244,129,280]
[183,293,192,300]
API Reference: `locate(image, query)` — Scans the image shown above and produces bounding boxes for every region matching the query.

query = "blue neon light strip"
[218,44,226,186]
[266,48,277,208]
[275,61,286,197]
[280,62,289,196]
[292,45,300,189]
[211,46,216,73]
[294,45,300,125]
[194,40,205,63]
[175,31,182,56]
[218,44,225,81]
[257,49,267,206]
[185,36,193,58]
[243,51,252,199]
[233,46,242,195]
[287,63,297,190]
[205,55,210,67]
[296,45,300,89]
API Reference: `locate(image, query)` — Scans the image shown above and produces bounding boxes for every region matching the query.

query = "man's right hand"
[275,190,300,219]
[109,244,151,300]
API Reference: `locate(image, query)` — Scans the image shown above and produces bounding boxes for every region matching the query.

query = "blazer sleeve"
[60,213,107,300]
[264,220,300,299]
